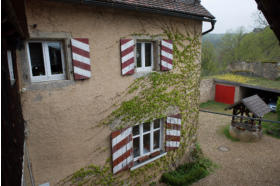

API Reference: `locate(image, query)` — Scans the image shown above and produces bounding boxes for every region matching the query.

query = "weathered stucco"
[20,0,202,185]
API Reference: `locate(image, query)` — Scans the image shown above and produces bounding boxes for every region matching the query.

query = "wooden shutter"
[71,38,91,80]
[165,114,181,151]
[120,39,135,75]
[111,127,134,174]
[160,40,173,71]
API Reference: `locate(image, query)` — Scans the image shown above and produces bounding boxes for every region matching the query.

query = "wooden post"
[258,118,262,130]
[240,105,244,123]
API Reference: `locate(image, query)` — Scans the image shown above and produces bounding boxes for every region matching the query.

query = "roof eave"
[52,0,215,22]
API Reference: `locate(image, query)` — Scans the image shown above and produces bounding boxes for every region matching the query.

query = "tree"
[201,41,218,76]
[218,27,245,67]
[252,11,268,28]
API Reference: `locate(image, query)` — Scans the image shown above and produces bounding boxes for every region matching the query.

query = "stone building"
[7,0,215,185]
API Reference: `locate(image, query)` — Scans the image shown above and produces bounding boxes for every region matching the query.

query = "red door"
[215,84,235,104]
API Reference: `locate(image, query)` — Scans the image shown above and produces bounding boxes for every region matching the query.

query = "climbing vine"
[60,25,202,185]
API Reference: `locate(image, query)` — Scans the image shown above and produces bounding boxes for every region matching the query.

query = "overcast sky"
[201,0,259,33]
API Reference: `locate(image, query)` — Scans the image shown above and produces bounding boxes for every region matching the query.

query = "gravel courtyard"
[193,112,280,186]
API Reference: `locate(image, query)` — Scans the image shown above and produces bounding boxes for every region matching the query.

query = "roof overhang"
[51,0,216,23]
[255,0,280,43]
[2,0,29,39]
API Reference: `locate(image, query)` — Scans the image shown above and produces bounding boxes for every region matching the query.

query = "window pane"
[133,137,140,158]
[133,125,139,136]
[153,130,160,149]
[143,133,150,154]
[29,43,45,76]
[145,43,152,67]
[143,122,150,132]
[48,42,63,75]
[154,119,160,129]
[136,43,142,68]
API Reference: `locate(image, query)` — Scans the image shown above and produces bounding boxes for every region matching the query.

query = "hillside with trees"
[201,27,280,76]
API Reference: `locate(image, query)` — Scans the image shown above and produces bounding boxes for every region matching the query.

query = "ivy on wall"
[59,26,202,186]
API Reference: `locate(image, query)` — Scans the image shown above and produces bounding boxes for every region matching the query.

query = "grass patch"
[160,144,216,186]
[263,112,280,139]
[218,125,240,142]
[200,100,231,114]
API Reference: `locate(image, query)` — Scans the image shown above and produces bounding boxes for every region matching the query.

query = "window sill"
[133,70,158,78]
[22,79,75,92]
[130,152,167,171]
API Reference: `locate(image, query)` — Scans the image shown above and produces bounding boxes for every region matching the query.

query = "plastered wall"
[19,0,202,185]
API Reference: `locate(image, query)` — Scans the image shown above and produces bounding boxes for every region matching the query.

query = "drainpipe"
[202,19,216,35]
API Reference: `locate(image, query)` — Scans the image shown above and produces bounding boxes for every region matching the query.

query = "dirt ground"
[193,112,280,186]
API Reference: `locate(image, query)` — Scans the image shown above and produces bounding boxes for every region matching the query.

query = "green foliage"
[200,100,280,139]
[210,73,280,90]
[262,109,280,139]
[160,144,215,186]
[60,163,116,186]
[200,100,231,114]
[201,41,219,76]
[219,28,246,65]
[105,30,201,132]
[202,27,280,76]
[104,29,201,184]
[220,125,240,142]
[202,33,224,47]
[237,27,280,62]
[63,28,202,185]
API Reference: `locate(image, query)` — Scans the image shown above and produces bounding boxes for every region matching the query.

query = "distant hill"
[202,33,225,47]
[201,27,280,76]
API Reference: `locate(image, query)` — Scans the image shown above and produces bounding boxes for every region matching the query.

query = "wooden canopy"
[227,95,270,118]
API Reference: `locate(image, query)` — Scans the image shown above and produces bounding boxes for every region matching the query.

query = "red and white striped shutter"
[165,114,181,151]
[120,39,135,75]
[160,40,173,71]
[111,127,134,174]
[71,38,91,80]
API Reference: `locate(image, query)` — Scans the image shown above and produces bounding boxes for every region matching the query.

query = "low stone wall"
[200,78,215,103]
[228,61,280,80]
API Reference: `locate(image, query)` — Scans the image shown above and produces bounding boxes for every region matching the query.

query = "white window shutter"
[160,40,173,71]
[111,127,134,174]
[120,39,135,75]
[71,38,91,80]
[165,114,181,151]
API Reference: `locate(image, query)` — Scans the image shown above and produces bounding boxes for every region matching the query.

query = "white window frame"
[132,119,163,162]
[26,41,66,82]
[136,42,153,72]
[7,50,16,85]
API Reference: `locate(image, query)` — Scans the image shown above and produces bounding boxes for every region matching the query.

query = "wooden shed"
[226,95,271,132]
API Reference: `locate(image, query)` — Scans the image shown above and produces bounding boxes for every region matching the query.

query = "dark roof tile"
[99,0,215,19]
[227,95,271,117]
[242,95,271,117]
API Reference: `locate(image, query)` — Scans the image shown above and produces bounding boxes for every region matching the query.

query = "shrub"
[160,144,215,186]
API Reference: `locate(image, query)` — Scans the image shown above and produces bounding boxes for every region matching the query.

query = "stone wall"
[228,61,280,80]
[199,78,215,103]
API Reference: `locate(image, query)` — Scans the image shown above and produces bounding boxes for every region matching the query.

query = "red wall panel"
[215,84,235,104]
